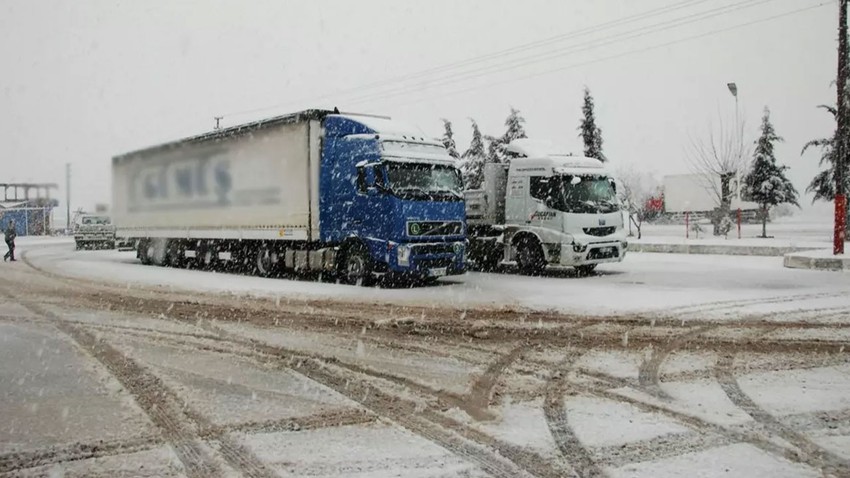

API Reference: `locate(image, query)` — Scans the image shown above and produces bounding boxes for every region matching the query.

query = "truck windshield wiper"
[430,188,463,199]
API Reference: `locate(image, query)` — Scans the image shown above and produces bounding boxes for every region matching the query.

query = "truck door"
[528,176,561,231]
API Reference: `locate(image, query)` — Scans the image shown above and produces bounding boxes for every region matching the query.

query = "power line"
[220,0,715,118]
[338,0,777,108]
[386,0,834,110]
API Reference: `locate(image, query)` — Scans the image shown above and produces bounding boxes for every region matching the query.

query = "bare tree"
[616,165,661,239]
[685,114,750,235]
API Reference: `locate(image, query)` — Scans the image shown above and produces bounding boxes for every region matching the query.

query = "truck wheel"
[75,241,81,251]
[575,264,597,276]
[341,245,374,287]
[255,245,274,277]
[167,242,185,268]
[139,240,153,265]
[515,237,545,276]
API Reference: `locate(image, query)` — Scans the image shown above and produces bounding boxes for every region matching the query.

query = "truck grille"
[587,246,619,260]
[416,257,455,269]
[412,244,454,255]
[583,226,616,237]
[407,221,462,236]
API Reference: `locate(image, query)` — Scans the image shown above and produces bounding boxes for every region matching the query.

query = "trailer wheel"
[341,244,374,287]
[139,240,153,265]
[255,245,274,277]
[167,241,185,268]
[515,236,545,276]
[198,246,217,270]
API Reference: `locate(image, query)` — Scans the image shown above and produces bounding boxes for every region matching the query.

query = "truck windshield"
[82,216,111,225]
[551,175,618,214]
[384,162,463,201]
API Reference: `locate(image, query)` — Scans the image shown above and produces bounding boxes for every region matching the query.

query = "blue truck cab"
[321,114,466,283]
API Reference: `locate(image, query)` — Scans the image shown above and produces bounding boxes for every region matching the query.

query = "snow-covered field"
[21,240,850,322]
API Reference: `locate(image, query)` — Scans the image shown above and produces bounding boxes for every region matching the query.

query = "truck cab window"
[356,167,366,193]
[530,176,552,202]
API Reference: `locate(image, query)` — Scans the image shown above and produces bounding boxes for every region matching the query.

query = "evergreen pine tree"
[502,107,527,143]
[461,120,487,190]
[440,119,460,160]
[578,87,606,162]
[803,87,850,236]
[485,135,504,164]
[743,108,799,238]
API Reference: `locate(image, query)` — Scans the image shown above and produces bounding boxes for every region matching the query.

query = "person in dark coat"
[4,220,16,262]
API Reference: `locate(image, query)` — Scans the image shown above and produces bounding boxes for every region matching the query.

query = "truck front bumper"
[369,239,466,277]
[555,239,628,266]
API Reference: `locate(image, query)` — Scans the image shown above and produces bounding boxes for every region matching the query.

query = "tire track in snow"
[0,435,163,474]
[464,344,525,421]
[0,289,277,478]
[543,350,603,478]
[657,291,845,318]
[637,325,717,400]
[193,321,559,478]
[714,353,850,476]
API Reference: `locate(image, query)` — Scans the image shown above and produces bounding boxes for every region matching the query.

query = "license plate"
[599,247,613,254]
[430,267,447,277]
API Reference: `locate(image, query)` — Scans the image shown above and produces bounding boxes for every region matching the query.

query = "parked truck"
[74,214,116,250]
[112,109,466,285]
[465,139,627,274]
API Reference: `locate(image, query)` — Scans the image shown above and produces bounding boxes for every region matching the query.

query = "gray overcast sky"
[0,0,840,217]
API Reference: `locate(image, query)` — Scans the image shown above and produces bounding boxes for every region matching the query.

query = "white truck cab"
[466,139,627,274]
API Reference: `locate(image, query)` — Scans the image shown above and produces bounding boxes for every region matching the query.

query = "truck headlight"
[453,242,464,258]
[397,244,411,266]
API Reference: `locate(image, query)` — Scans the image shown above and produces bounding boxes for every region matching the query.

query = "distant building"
[0,183,59,236]
[662,174,759,221]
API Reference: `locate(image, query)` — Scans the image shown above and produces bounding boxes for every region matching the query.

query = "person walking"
[4,220,17,262]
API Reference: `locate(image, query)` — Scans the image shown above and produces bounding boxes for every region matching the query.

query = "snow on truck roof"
[112,109,446,163]
[505,139,607,175]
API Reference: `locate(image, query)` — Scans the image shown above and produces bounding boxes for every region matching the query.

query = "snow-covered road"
[22,240,850,321]
[1,240,848,477]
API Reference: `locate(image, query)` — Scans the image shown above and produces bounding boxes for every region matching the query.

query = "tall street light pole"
[835,0,848,255]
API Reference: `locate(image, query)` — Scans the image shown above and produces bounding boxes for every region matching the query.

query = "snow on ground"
[239,422,490,477]
[469,398,558,459]
[215,321,485,396]
[736,364,850,416]
[23,244,850,321]
[0,320,155,453]
[619,381,753,428]
[576,350,644,380]
[637,218,833,247]
[13,445,185,478]
[607,442,821,478]
[564,395,690,448]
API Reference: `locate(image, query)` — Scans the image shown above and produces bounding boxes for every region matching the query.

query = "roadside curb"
[783,250,850,271]
[630,242,820,257]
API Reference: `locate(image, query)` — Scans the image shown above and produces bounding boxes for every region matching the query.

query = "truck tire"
[255,245,274,277]
[75,241,81,251]
[139,240,153,265]
[167,241,185,268]
[197,244,217,270]
[340,244,374,287]
[575,264,597,275]
[515,236,545,276]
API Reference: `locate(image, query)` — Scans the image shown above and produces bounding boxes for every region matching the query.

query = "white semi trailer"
[465,140,628,274]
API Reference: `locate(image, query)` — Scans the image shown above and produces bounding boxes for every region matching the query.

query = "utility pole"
[65,163,71,235]
[214,116,223,130]
[836,0,848,255]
